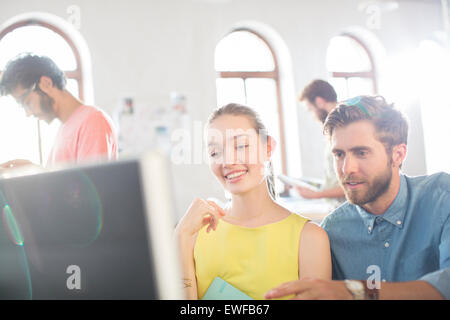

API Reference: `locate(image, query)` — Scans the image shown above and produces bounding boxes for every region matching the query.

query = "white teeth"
[226,171,246,179]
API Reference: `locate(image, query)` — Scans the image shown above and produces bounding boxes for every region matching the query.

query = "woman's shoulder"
[287,213,310,223]
[286,214,327,237]
[280,211,310,229]
[300,220,329,243]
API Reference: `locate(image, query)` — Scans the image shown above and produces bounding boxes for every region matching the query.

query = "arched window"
[215,28,287,192]
[326,33,377,100]
[0,14,90,165]
[417,40,450,174]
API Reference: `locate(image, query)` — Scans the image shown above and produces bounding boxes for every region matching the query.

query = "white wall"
[0,0,442,218]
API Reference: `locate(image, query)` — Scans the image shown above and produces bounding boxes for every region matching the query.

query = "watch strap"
[365,283,380,300]
[345,280,380,300]
[345,280,365,300]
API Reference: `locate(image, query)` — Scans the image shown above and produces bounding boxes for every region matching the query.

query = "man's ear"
[391,143,407,168]
[37,76,54,95]
[314,96,326,109]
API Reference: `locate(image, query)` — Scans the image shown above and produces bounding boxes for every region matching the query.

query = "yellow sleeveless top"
[194,213,309,300]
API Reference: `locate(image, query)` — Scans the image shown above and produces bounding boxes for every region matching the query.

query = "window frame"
[329,32,378,95]
[0,19,85,100]
[0,18,85,165]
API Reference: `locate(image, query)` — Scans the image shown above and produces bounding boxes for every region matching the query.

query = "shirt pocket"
[400,246,438,279]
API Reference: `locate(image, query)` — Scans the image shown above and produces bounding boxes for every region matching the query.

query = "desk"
[277,196,335,224]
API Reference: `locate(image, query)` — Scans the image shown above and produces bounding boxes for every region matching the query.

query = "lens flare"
[2,205,24,246]
[0,198,32,299]
[64,170,103,248]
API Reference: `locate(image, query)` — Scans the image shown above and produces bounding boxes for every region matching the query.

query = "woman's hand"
[175,198,225,300]
[176,198,226,239]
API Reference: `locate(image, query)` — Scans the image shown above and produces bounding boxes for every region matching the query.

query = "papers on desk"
[277,174,321,191]
[277,196,334,223]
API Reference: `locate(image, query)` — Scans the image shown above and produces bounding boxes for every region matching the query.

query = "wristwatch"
[345,280,380,300]
[345,280,365,300]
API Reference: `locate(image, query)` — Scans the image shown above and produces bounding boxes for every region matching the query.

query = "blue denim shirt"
[321,172,450,299]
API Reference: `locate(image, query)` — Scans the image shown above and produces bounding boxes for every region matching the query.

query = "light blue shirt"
[321,172,450,299]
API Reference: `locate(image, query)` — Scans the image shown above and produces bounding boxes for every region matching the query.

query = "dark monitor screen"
[0,155,181,299]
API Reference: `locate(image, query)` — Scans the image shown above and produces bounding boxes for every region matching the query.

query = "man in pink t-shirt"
[47,105,117,166]
[0,53,117,169]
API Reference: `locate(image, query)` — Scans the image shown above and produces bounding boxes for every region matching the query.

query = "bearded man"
[265,95,449,300]
[0,53,117,170]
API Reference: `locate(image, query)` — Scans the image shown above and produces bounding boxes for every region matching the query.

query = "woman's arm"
[298,222,332,280]
[175,232,199,299]
[175,199,226,299]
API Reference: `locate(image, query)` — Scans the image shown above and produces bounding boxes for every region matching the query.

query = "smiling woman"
[175,103,331,300]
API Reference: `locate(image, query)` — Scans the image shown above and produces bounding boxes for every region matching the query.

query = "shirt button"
[368,226,372,231]
[397,220,402,225]
[384,242,390,248]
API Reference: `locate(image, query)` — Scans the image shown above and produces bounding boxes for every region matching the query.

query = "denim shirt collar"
[356,174,408,232]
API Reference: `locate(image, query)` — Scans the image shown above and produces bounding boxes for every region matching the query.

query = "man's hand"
[296,186,322,199]
[0,159,34,170]
[0,159,42,177]
[265,278,353,300]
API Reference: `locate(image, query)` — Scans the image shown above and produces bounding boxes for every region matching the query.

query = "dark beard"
[317,108,328,124]
[344,165,393,206]
[38,91,57,123]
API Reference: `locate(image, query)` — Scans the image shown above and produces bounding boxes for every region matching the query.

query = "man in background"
[296,79,345,207]
[0,53,117,170]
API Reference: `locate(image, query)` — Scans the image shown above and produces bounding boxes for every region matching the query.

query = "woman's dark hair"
[0,53,66,95]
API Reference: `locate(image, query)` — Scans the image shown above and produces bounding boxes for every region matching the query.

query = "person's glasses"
[18,83,37,110]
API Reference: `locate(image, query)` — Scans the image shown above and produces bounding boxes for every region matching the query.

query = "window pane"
[0,96,40,164]
[215,31,275,72]
[215,78,246,107]
[245,78,279,142]
[66,78,80,99]
[326,35,372,73]
[40,119,61,166]
[0,25,77,71]
[418,40,450,173]
[0,24,80,166]
[347,77,374,97]
[245,78,284,193]
[328,77,349,101]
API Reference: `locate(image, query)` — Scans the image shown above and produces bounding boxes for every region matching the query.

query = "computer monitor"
[0,152,182,299]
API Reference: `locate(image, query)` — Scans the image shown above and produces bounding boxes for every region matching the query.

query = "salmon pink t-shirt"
[46,105,118,167]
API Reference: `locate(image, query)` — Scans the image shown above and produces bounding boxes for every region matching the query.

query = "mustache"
[341,175,365,184]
